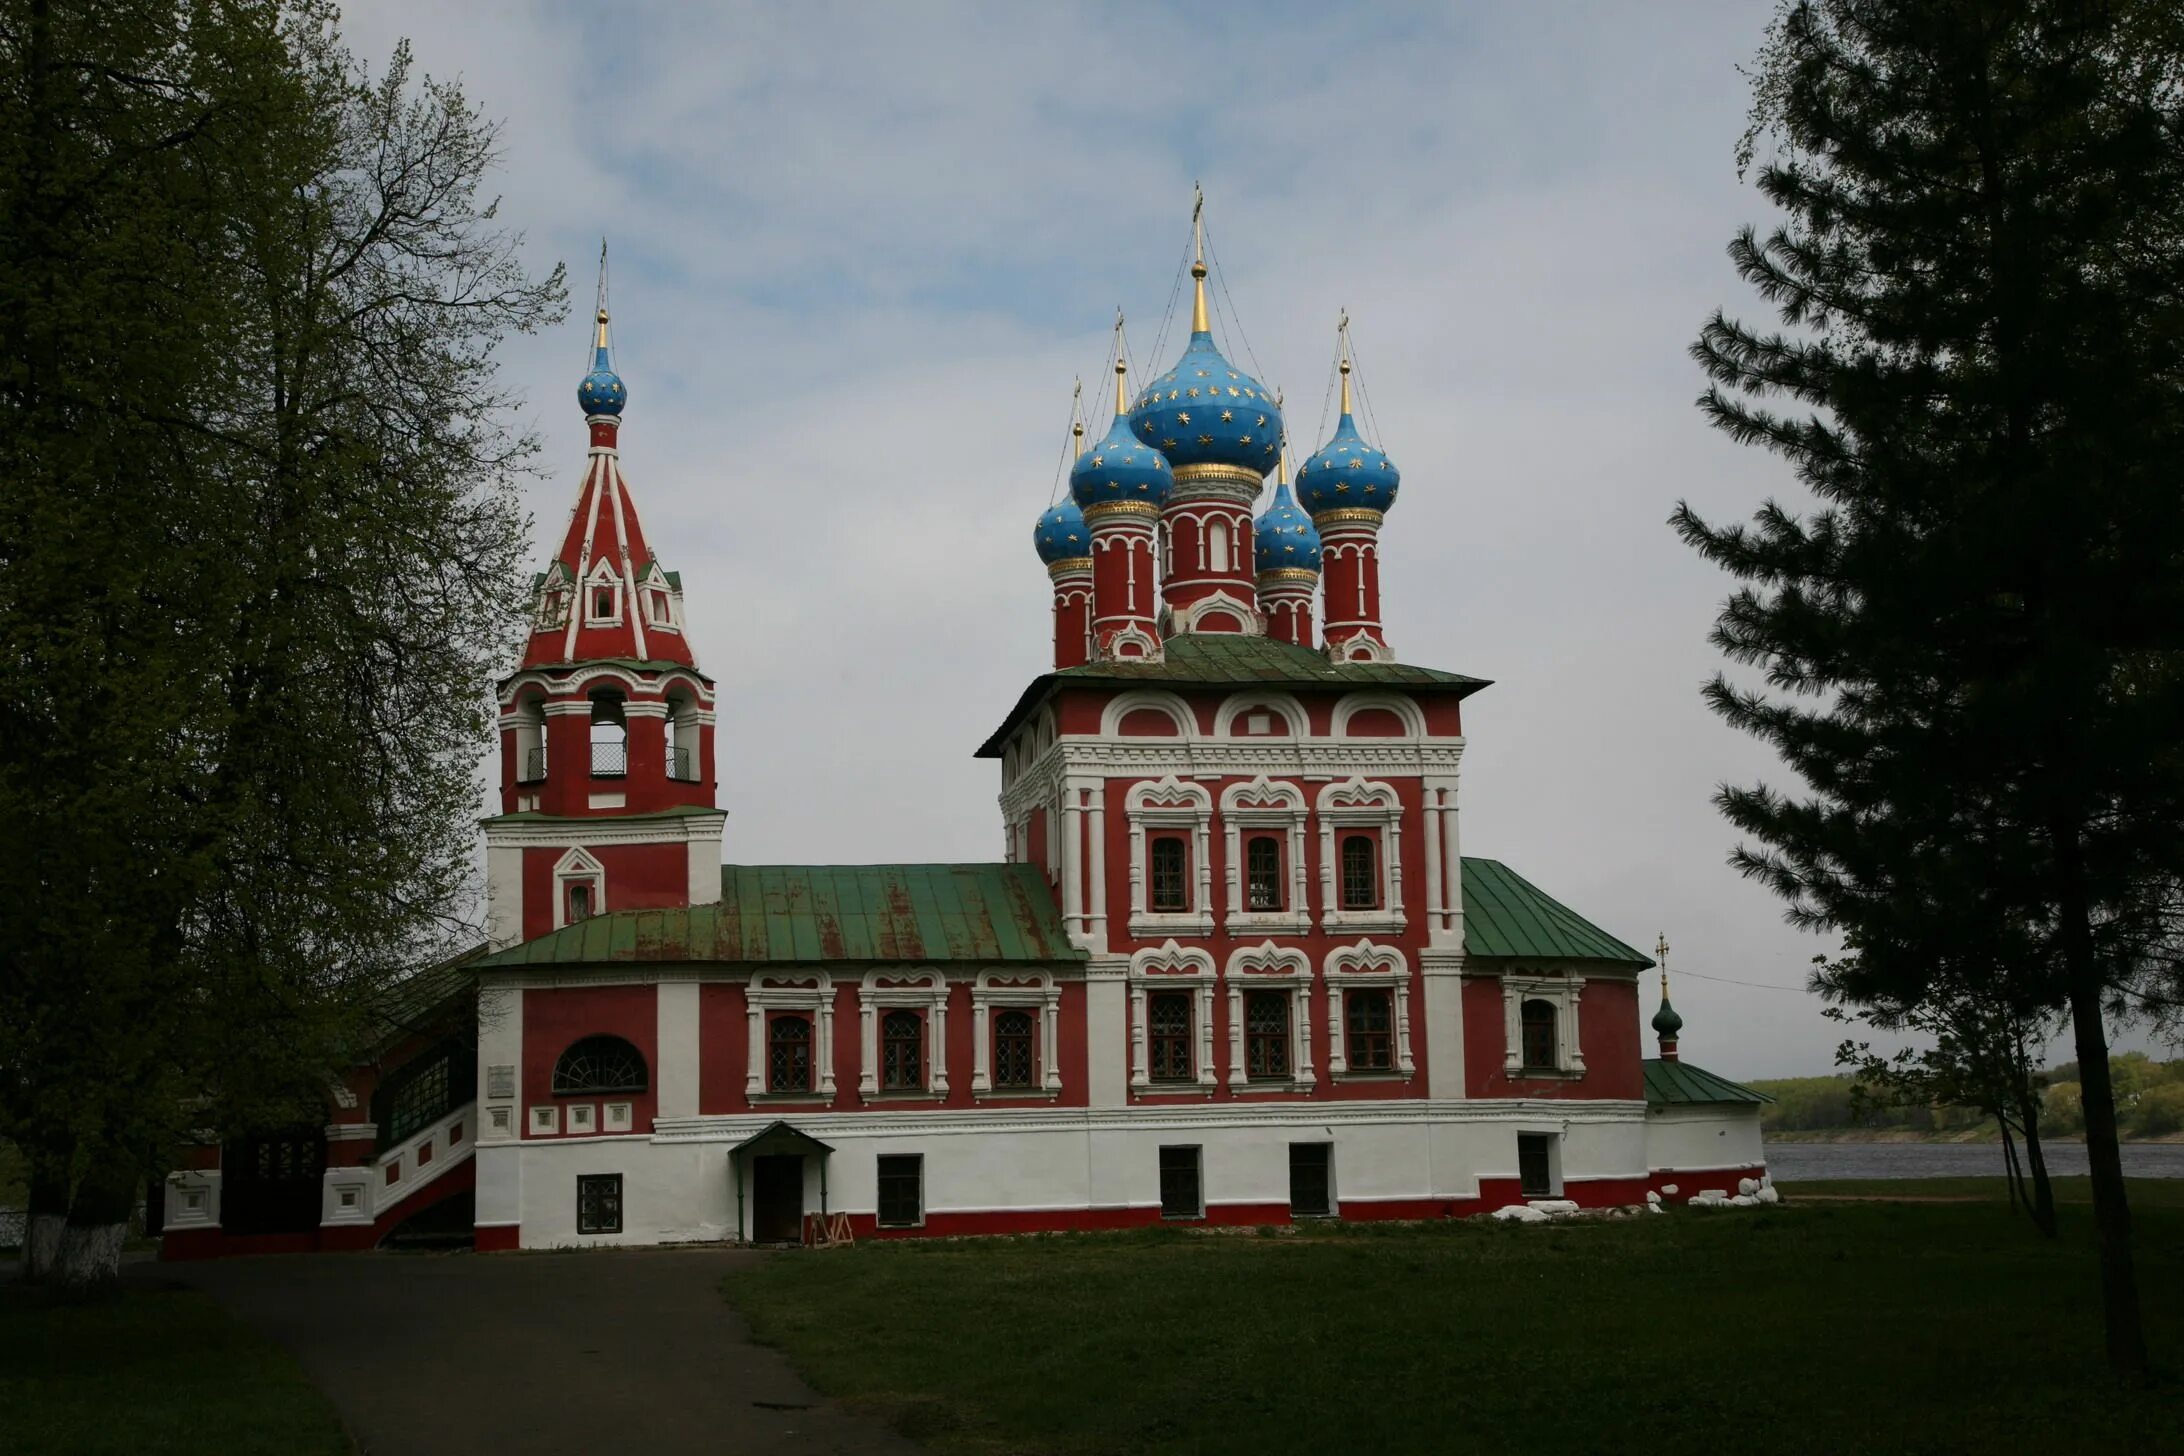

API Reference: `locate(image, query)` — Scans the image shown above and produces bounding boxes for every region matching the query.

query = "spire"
[1652,932,1684,1058]
[1072,377,1086,459]
[1190,184,1210,335]
[577,241,628,420]
[1337,309,1353,417]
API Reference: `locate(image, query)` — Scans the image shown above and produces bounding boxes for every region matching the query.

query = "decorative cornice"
[1255,568,1319,588]
[1046,557,1094,580]
[1311,507,1386,529]
[1170,462,1264,494]
[1085,500,1161,524]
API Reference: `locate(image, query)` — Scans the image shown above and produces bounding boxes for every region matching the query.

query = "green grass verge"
[1781,1175,2184,1205]
[723,1202,2183,1455]
[0,1280,348,1456]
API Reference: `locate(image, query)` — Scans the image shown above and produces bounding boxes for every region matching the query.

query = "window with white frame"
[1316,778,1406,932]
[1129,942,1217,1092]
[552,847,606,930]
[1223,942,1315,1090]
[1126,777,1214,936]
[1499,973,1587,1077]
[858,970,948,1098]
[1325,940,1415,1079]
[746,974,836,1100]
[969,971,1062,1096]
[583,559,623,626]
[1220,776,1311,934]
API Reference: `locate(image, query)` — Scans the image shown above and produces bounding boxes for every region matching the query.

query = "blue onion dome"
[1070,360,1172,510]
[1297,360,1400,516]
[1129,294,1281,475]
[1034,499,1090,565]
[577,309,627,417]
[1254,478,1321,574]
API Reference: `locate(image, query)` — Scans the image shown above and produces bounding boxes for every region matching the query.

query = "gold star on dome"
[1364,484,1376,495]
[1256,415,1267,427]
[1161,438,1178,448]
[1168,389,1180,400]
[1198,434,1214,445]
[1227,372,1239,380]
[1067,531,1082,543]
[1239,434,1252,444]
[1348,458,1363,469]
[1091,455,1104,467]
[1177,412,1191,424]
[1227,387,1240,397]
[1220,409,1234,422]
[1186,387,1199,398]
[1195,369,1209,377]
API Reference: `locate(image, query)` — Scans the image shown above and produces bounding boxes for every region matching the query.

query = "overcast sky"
[340,1,2158,1079]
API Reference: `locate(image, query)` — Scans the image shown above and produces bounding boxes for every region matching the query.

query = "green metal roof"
[1459,858,1655,968]
[481,804,725,827]
[977,635,1491,757]
[475,863,1083,970]
[1643,1059,1774,1106]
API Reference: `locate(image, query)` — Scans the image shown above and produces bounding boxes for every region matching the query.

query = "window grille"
[551,1035,646,1095]
[1340,833,1378,910]
[1346,989,1394,1071]
[1521,999,1559,1071]
[1245,835,1282,910]
[768,1015,812,1093]
[577,1173,622,1234]
[881,1010,923,1091]
[992,1009,1035,1089]
[877,1154,923,1228]
[1289,1143,1333,1218]
[1158,1145,1202,1219]
[1244,990,1290,1081]
[1150,836,1188,912]
[1147,991,1193,1083]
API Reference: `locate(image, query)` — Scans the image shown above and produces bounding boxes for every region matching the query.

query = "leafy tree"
[1679,0,2184,1377]
[0,0,561,1287]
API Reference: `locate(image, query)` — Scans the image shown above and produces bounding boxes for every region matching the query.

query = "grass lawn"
[722,1194,2184,1455]
[0,1278,348,1456]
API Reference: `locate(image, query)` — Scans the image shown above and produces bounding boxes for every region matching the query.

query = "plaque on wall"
[487,1064,516,1099]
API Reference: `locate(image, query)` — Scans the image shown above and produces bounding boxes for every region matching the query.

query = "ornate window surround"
[858,969,949,1100]
[1128,941,1218,1093]
[582,557,624,626]
[1500,972,1587,1078]
[969,970,1063,1097]
[1325,940,1416,1080]
[1219,776,1312,934]
[551,847,606,931]
[1316,778,1406,934]
[745,973,837,1102]
[1126,776,1215,937]
[1222,942,1315,1092]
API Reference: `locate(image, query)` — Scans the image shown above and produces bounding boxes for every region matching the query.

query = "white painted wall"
[1643,1104,1766,1173]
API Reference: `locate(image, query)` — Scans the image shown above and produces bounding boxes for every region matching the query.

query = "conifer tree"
[1679,0,2184,1378]
[0,0,563,1286]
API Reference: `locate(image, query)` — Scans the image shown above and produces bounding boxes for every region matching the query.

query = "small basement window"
[577,1173,622,1235]
[877,1154,923,1229]
[1158,1145,1202,1220]
[1289,1143,1332,1218]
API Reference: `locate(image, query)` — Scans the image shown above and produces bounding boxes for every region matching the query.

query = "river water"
[1767,1140,2184,1180]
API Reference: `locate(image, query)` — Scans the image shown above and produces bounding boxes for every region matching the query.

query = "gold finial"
[595,308,611,351]
[1071,377,1086,459]
[1113,313,1130,415]
[1656,933,1671,998]
[1337,310,1352,416]
[1190,184,1210,334]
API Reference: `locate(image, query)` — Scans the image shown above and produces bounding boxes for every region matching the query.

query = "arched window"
[590,690,627,778]
[881,1010,923,1091]
[665,687,700,783]
[1521,999,1558,1071]
[513,698,548,784]
[1339,833,1378,910]
[769,1014,812,1093]
[1244,990,1290,1081]
[1345,989,1393,1071]
[1245,835,1283,910]
[1207,519,1231,573]
[552,1035,647,1095]
[1150,835,1188,912]
[992,1009,1035,1089]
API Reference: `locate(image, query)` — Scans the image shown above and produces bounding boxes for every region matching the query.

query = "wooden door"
[752,1154,803,1243]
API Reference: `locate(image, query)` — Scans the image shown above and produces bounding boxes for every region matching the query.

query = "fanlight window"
[552,1035,647,1096]
[1521,999,1559,1071]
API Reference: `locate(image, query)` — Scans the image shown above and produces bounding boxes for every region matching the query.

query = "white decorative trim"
[1501,972,1587,1077]
[1316,777,1406,933]
[1330,692,1427,739]
[1101,623,1164,662]
[582,556,624,626]
[1098,689,1195,739]
[1211,691,1309,739]
[1169,588,1262,636]
[970,970,1063,1095]
[859,969,950,1099]
[603,1101,633,1132]
[1325,940,1415,1080]
[1218,775,1312,933]
[1125,776,1216,936]
[1127,941,1218,1092]
[551,846,606,930]
[1222,942,1315,1090]
[746,973,836,1100]
[530,1104,560,1134]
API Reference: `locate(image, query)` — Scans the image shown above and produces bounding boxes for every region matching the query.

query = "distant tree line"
[1755,1056,2184,1138]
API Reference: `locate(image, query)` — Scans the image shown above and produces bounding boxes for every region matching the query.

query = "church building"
[159,218,1768,1257]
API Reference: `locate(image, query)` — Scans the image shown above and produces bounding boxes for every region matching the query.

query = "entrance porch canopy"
[730,1121,834,1242]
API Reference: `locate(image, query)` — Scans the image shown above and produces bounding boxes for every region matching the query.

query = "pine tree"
[0,0,563,1286]
[1678,0,2184,1378]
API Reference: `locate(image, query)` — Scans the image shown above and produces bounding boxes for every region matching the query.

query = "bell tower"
[483,252,727,949]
